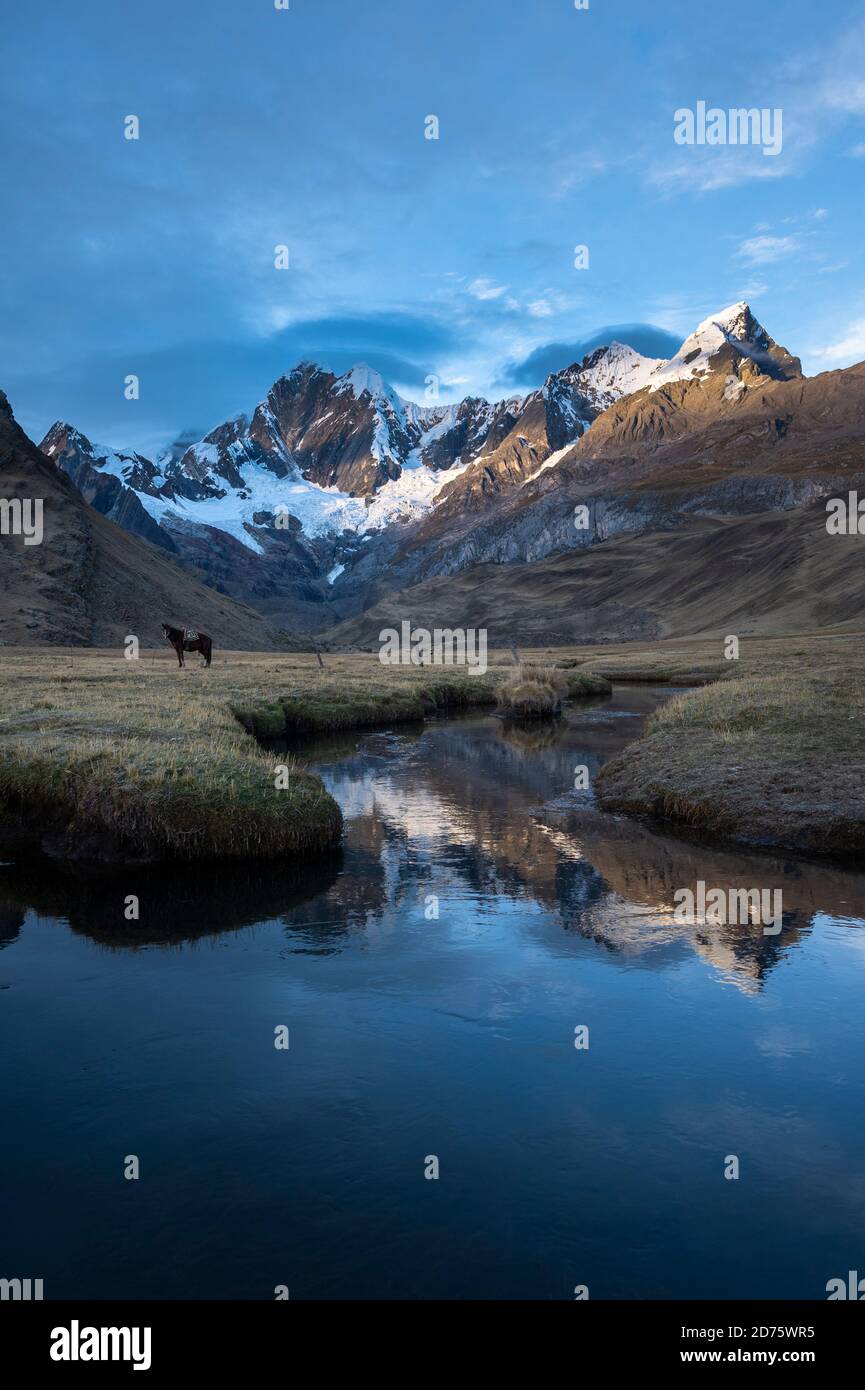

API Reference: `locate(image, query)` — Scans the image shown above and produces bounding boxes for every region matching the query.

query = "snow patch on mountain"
[42,425,169,495]
[571,341,663,404]
[44,428,158,485]
[136,462,363,552]
[521,442,580,486]
[360,451,472,528]
[135,420,473,552]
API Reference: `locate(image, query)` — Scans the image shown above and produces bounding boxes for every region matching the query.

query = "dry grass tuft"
[496,665,566,719]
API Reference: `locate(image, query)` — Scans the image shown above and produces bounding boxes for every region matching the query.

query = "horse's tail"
[204,637,213,667]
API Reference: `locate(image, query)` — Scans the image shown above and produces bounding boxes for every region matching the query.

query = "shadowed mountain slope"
[0,391,280,648]
[328,499,865,648]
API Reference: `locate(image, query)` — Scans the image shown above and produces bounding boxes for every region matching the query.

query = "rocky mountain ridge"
[39,338,662,621]
[33,301,865,641]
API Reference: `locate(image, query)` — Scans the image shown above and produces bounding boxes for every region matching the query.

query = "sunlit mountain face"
[38,300,855,637]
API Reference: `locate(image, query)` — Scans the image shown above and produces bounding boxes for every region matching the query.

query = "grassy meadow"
[591,630,865,857]
[0,629,861,862]
[0,647,505,862]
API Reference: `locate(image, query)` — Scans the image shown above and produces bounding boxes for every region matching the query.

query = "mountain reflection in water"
[2,686,864,1300]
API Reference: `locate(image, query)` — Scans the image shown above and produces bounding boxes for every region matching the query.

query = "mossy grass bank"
[0,650,507,862]
[231,669,498,739]
[591,630,865,859]
[0,651,345,862]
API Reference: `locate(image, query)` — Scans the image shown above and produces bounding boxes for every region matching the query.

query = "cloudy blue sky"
[2,0,864,454]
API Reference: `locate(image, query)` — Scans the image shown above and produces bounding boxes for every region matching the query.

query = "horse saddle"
[183,627,199,641]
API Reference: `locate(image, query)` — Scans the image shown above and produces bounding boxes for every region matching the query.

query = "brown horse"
[161,623,213,668]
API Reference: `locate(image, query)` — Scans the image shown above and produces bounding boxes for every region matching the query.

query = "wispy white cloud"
[817,76,865,113]
[735,234,799,264]
[811,317,865,364]
[648,153,787,195]
[468,277,508,301]
[736,281,769,300]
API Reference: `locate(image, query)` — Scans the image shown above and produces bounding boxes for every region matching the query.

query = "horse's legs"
[177,644,184,668]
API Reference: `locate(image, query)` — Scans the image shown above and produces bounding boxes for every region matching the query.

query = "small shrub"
[496,665,565,719]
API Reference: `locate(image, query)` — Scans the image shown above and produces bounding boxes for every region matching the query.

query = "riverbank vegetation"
[0,651,345,862]
[496,664,566,718]
[0,630,858,862]
[590,631,864,858]
[493,663,612,717]
[0,651,500,861]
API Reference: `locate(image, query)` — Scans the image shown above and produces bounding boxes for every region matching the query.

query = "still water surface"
[2,686,864,1299]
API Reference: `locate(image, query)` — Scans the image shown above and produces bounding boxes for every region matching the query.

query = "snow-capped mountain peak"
[40,303,802,593]
[337,362,391,401]
[527,342,665,453]
[646,302,799,391]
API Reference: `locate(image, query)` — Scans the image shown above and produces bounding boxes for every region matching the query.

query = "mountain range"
[7,300,865,646]
[38,334,665,625]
